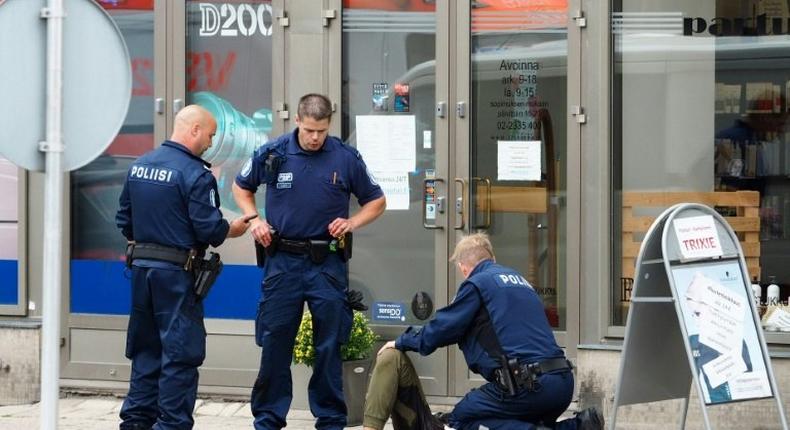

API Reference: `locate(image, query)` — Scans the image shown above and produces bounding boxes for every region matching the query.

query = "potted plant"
[293,310,378,426]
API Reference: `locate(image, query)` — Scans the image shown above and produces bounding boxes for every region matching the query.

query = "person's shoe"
[433,411,451,425]
[576,407,604,430]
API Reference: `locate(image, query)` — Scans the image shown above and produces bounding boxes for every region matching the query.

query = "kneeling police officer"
[363,233,604,430]
[116,105,254,430]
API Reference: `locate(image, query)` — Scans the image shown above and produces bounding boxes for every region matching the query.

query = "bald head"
[170,104,217,157]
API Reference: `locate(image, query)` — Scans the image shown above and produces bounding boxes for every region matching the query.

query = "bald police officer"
[233,93,386,430]
[117,105,254,430]
[363,233,604,430]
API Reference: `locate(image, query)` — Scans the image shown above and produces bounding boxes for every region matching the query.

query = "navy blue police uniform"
[396,259,579,430]
[235,129,383,430]
[116,141,230,430]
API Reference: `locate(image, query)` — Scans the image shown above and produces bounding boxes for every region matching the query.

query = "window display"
[613,0,790,334]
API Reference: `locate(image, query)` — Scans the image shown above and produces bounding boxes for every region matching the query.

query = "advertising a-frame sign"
[610,203,788,430]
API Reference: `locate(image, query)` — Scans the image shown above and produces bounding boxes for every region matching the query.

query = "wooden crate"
[621,191,761,283]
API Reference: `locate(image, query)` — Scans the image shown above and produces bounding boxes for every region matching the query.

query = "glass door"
[341,0,450,396]
[178,0,276,387]
[453,0,575,395]
[65,0,164,381]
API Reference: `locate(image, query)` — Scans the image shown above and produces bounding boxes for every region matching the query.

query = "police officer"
[232,93,386,430]
[116,105,254,430]
[363,233,604,430]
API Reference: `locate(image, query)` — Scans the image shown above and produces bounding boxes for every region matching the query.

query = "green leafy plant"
[293,310,378,367]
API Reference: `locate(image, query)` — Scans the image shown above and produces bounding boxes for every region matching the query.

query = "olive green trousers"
[363,348,443,430]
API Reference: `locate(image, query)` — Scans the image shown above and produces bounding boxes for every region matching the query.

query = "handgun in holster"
[496,356,519,396]
[254,230,280,267]
[193,252,223,300]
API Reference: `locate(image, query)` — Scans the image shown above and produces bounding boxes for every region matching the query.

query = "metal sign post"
[609,203,788,430]
[0,0,131,428]
[40,2,65,428]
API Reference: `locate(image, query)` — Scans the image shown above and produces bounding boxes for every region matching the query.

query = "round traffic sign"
[0,0,131,172]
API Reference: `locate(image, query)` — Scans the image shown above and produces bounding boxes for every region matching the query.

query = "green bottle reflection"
[194,91,272,213]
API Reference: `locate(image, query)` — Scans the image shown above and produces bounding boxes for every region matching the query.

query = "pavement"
[0,395,399,430]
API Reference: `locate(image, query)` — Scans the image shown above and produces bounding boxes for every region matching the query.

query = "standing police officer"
[232,93,386,430]
[363,233,604,430]
[116,105,254,430]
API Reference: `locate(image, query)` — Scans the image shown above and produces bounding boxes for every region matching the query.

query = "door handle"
[454,178,466,230]
[471,177,492,229]
[422,178,444,229]
[173,98,184,114]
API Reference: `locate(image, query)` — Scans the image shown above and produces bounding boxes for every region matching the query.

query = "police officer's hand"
[250,217,274,246]
[377,340,396,355]
[328,217,355,238]
[228,214,258,238]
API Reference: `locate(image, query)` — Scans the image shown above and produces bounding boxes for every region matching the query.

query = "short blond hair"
[450,233,494,266]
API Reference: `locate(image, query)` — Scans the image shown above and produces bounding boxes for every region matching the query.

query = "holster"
[495,356,519,396]
[336,233,353,262]
[193,252,223,300]
[125,242,134,269]
[309,240,331,264]
[254,231,280,267]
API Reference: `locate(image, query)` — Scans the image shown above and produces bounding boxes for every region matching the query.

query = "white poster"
[673,215,723,260]
[356,115,416,173]
[497,140,541,181]
[691,272,747,355]
[671,262,773,405]
[373,171,409,211]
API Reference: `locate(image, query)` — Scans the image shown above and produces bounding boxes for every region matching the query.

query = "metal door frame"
[61,0,168,390]
[449,0,583,396]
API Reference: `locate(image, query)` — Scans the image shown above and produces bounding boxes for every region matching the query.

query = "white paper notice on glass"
[356,115,416,173]
[497,140,541,181]
[673,215,723,260]
[373,171,409,211]
[423,130,432,149]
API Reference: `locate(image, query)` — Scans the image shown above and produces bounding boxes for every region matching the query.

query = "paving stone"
[232,403,253,418]
[218,402,244,417]
[194,401,226,416]
[0,403,40,417]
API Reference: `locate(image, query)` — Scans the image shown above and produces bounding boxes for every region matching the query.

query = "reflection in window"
[612,1,790,328]
[341,1,438,325]
[185,0,273,217]
[71,5,155,261]
[471,2,568,329]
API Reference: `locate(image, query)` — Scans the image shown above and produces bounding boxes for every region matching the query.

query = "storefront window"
[612,0,790,330]
[0,157,18,307]
[185,0,273,319]
[69,2,155,314]
[186,0,273,217]
[70,3,155,262]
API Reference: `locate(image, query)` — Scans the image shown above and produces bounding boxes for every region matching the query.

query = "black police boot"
[576,407,604,430]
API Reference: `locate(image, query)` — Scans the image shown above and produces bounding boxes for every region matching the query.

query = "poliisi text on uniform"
[130,165,174,183]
